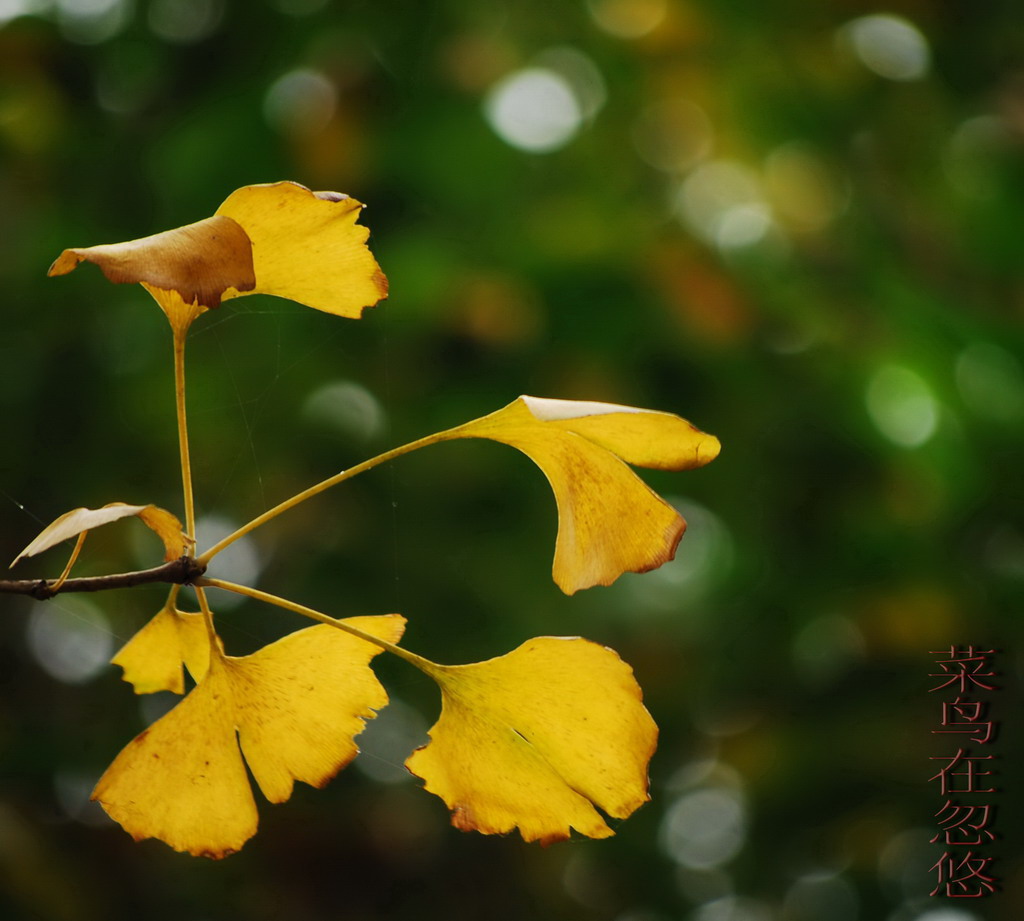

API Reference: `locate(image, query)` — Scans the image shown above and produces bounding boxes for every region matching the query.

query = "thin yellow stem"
[50,531,88,593]
[172,325,196,551]
[197,576,439,675]
[194,585,224,659]
[195,430,454,567]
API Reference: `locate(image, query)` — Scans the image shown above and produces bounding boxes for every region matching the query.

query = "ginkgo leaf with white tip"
[436,396,720,593]
[11,502,188,568]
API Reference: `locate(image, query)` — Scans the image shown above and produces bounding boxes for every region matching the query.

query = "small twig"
[0,556,206,600]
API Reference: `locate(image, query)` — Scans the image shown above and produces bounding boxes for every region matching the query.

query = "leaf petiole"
[195,430,457,567]
[172,324,196,552]
[194,585,224,659]
[49,531,88,593]
[195,576,439,675]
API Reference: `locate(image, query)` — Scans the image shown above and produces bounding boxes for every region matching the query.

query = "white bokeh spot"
[841,14,930,81]
[485,68,583,153]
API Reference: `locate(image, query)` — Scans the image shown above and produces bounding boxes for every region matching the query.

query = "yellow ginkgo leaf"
[97,653,255,859]
[93,615,405,858]
[439,396,720,593]
[215,182,388,318]
[111,601,213,695]
[406,636,657,845]
[10,502,188,568]
[48,181,387,328]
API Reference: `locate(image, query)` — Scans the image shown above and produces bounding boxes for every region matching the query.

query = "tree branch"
[0,557,206,601]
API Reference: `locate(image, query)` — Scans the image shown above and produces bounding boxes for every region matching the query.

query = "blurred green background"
[2,1,1024,919]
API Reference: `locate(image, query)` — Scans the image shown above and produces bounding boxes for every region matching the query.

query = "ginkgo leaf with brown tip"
[112,601,214,695]
[48,216,255,312]
[406,636,657,845]
[49,181,387,328]
[93,614,405,857]
[10,502,188,568]
[437,396,720,593]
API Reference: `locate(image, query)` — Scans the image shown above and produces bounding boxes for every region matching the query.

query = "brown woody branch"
[0,557,206,601]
